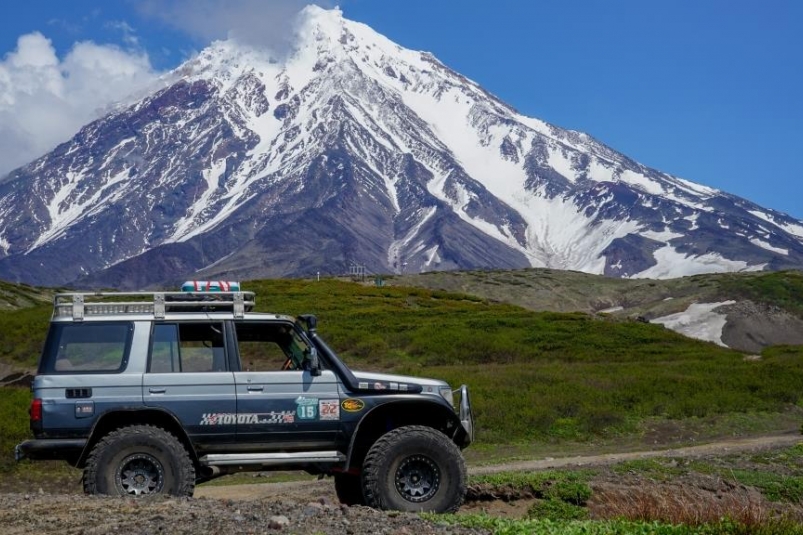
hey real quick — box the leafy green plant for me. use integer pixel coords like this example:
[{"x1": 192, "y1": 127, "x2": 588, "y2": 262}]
[
  {"x1": 428, "y1": 514, "x2": 803, "y2": 535},
  {"x1": 613, "y1": 459, "x2": 688, "y2": 480},
  {"x1": 469, "y1": 470, "x2": 594, "y2": 492},
  {"x1": 0, "y1": 387, "x2": 31, "y2": 471},
  {"x1": 728, "y1": 469, "x2": 803, "y2": 503},
  {"x1": 527, "y1": 498, "x2": 588, "y2": 521},
  {"x1": 544, "y1": 480, "x2": 592, "y2": 505}
]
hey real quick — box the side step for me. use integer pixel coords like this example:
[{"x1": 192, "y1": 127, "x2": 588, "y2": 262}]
[{"x1": 199, "y1": 451, "x2": 346, "y2": 467}]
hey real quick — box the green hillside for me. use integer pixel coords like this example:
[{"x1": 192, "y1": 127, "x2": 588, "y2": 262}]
[{"x1": 387, "y1": 268, "x2": 803, "y2": 319}]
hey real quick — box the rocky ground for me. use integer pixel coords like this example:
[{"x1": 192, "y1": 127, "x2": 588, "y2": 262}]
[
  {"x1": 2, "y1": 433, "x2": 801, "y2": 534},
  {"x1": 0, "y1": 493, "x2": 488, "y2": 535}
]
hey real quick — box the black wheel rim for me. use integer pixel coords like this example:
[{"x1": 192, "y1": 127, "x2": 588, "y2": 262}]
[
  {"x1": 116, "y1": 453, "x2": 165, "y2": 496},
  {"x1": 394, "y1": 454, "x2": 440, "y2": 503}
]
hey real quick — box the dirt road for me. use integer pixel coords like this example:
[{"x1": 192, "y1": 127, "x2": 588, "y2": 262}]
[
  {"x1": 2, "y1": 432, "x2": 800, "y2": 534},
  {"x1": 195, "y1": 431, "x2": 803, "y2": 501}
]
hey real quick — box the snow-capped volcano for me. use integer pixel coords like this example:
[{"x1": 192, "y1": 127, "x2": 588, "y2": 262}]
[{"x1": 0, "y1": 6, "x2": 801, "y2": 289}]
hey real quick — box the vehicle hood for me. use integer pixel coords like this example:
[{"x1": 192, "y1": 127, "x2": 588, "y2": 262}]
[{"x1": 350, "y1": 370, "x2": 449, "y2": 391}]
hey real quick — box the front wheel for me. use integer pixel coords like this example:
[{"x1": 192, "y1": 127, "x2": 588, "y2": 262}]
[
  {"x1": 83, "y1": 425, "x2": 195, "y2": 497},
  {"x1": 362, "y1": 425, "x2": 466, "y2": 513}
]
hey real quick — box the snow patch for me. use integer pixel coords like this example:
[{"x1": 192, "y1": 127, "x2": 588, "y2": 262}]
[
  {"x1": 423, "y1": 245, "x2": 441, "y2": 267},
  {"x1": 388, "y1": 207, "x2": 436, "y2": 272},
  {"x1": 618, "y1": 169, "x2": 664, "y2": 196},
  {"x1": 651, "y1": 301, "x2": 736, "y2": 346},
  {"x1": 640, "y1": 229, "x2": 684, "y2": 242},
  {"x1": 749, "y1": 238, "x2": 788, "y2": 256},
  {"x1": 748, "y1": 209, "x2": 803, "y2": 239},
  {"x1": 632, "y1": 245, "x2": 765, "y2": 279}
]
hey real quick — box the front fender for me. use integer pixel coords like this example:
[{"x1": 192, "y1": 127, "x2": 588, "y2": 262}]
[{"x1": 343, "y1": 398, "x2": 464, "y2": 471}]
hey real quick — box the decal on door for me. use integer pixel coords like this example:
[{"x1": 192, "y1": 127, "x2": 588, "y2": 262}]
[
  {"x1": 341, "y1": 398, "x2": 365, "y2": 412},
  {"x1": 200, "y1": 412, "x2": 295, "y2": 425},
  {"x1": 318, "y1": 399, "x2": 340, "y2": 421},
  {"x1": 295, "y1": 396, "x2": 318, "y2": 420}
]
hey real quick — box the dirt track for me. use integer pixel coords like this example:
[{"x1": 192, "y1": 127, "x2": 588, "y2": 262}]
[
  {"x1": 192, "y1": 431, "x2": 803, "y2": 502},
  {"x1": 2, "y1": 432, "x2": 801, "y2": 534}
]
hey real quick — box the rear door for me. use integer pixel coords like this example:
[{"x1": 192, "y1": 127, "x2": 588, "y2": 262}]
[
  {"x1": 143, "y1": 322, "x2": 236, "y2": 445},
  {"x1": 232, "y1": 321, "x2": 340, "y2": 450}
]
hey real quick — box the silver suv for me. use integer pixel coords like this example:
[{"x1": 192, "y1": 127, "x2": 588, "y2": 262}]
[{"x1": 16, "y1": 287, "x2": 474, "y2": 513}]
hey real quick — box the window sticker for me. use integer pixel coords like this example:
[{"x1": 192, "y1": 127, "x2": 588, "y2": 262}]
[
  {"x1": 319, "y1": 399, "x2": 340, "y2": 420},
  {"x1": 295, "y1": 396, "x2": 318, "y2": 420}
]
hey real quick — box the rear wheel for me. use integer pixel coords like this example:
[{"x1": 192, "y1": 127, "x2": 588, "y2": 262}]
[
  {"x1": 83, "y1": 425, "x2": 195, "y2": 497},
  {"x1": 362, "y1": 425, "x2": 466, "y2": 513},
  {"x1": 334, "y1": 473, "x2": 365, "y2": 506}
]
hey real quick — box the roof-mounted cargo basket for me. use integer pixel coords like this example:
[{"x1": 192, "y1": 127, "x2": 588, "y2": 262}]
[{"x1": 53, "y1": 290, "x2": 256, "y2": 321}]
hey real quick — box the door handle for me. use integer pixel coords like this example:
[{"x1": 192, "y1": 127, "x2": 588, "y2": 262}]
[
  {"x1": 148, "y1": 388, "x2": 167, "y2": 394},
  {"x1": 247, "y1": 385, "x2": 264, "y2": 392}
]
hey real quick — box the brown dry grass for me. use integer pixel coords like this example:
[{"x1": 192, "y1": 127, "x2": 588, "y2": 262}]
[{"x1": 589, "y1": 481, "x2": 803, "y2": 527}]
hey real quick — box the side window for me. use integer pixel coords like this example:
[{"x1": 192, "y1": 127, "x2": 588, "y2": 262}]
[
  {"x1": 234, "y1": 322, "x2": 310, "y2": 372},
  {"x1": 148, "y1": 322, "x2": 226, "y2": 373},
  {"x1": 41, "y1": 322, "x2": 132, "y2": 374}
]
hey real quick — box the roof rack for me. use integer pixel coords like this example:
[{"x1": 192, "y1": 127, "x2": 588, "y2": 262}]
[{"x1": 53, "y1": 291, "x2": 257, "y2": 321}]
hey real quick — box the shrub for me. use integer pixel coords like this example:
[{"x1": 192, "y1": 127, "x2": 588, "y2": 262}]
[{"x1": 527, "y1": 498, "x2": 588, "y2": 521}]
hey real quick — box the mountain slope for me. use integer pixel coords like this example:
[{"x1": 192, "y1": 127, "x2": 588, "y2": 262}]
[
  {"x1": 388, "y1": 268, "x2": 803, "y2": 353},
  {"x1": 0, "y1": 6, "x2": 801, "y2": 288}
]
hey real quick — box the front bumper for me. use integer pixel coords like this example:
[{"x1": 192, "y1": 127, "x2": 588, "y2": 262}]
[
  {"x1": 15, "y1": 438, "x2": 87, "y2": 463},
  {"x1": 456, "y1": 384, "x2": 475, "y2": 447}
]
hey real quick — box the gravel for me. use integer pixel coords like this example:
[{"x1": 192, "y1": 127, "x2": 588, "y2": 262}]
[{"x1": 0, "y1": 493, "x2": 489, "y2": 535}]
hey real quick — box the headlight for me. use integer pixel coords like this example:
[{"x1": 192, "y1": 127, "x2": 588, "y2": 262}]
[{"x1": 439, "y1": 387, "x2": 454, "y2": 408}]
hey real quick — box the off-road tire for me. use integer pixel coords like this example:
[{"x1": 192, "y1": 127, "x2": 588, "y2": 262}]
[
  {"x1": 334, "y1": 473, "x2": 365, "y2": 506},
  {"x1": 362, "y1": 425, "x2": 466, "y2": 513},
  {"x1": 82, "y1": 425, "x2": 195, "y2": 497}
]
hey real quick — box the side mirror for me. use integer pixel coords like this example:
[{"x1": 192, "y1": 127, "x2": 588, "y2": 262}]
[{"x1": 306, "y1": 347, "x2": 321, "y2": 377}]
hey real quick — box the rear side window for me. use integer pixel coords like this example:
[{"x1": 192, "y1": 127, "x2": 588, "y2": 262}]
[
  {"x1": 40, "y1": 322, "x2": 133, "y2": 374},
  {"x1": 148, "y1": 322, "x2": 226, "y2": 373}
]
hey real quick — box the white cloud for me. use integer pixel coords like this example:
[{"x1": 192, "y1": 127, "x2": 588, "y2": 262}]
[
  {"x1": 0, "y1": 32, "x2": 161, "y2": 177},
  {"x1": 137, "y1": 0, "x2": 335, "y2": 53}
]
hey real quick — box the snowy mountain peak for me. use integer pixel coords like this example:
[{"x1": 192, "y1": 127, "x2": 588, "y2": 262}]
[{"x1": 0, "y1": 8, "x2": 801, "y2": 289}]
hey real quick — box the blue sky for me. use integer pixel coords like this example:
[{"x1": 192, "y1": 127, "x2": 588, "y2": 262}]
[{"x1": 1, "y1": 0, "x2": 801, "y2": 218}]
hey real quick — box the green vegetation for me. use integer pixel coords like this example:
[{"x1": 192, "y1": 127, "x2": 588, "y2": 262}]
[
  {"x1": 718, "y1": 271, "x2": 803, "y2": 317},
  {"x1": 0, "y1": 387, "x2": 32, "y2": 472},
  {"x1": 0, "y1": 280, "x2": 54, "y2": 311},
  {"x1": 470, "y1": 469, "x2": 594, "y2": 490},
  {"x1": 430, "y1": 515, "x2": 803, "y2": 535},
  {"x1": 0, "y1": 303, "x2": 51, "y2": 367},
  {"x1": 526, "y1": 499, "x2": 588, "y2": 521},
  {"x1": 728, "y1": 469, "x2": 803, "y2": 503},
  {"x1": 613, "y1": 459, "x2": 687, "y2": 480}
]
